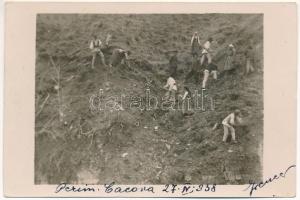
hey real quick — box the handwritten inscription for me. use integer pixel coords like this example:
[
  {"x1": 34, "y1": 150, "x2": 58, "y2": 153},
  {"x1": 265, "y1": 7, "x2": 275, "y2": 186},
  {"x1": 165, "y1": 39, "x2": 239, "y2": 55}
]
[
  {"x1": 244, "y1": 165, "x2": 296, "y2": 196},
  {"x1": 54, "y1": 164, "x2": 296, "y2": 197},
  {"x1": 54, "y1": 182, "x2": 217, "y2": 195},
  {"x1": 55, "y1": 183, "x2": 95, "y2": 193},
  {"x1": 162, "y1": 183, "x2": 216, "y2": 195},
  {"x1": 104, "y1": 182, "x2": 154, "y2": 193}
]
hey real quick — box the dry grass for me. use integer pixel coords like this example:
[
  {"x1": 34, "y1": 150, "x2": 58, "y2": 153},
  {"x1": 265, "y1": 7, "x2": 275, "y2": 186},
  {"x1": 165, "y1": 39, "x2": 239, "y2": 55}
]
[{"x1": 35, "y1": 14, "x2": 263, "y2": 184}]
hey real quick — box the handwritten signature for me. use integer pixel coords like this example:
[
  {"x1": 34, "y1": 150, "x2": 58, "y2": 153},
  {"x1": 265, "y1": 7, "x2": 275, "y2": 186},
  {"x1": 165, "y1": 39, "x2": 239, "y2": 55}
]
[{"x1": 244, "y1": 164, "x2": 296, "y2": 196}]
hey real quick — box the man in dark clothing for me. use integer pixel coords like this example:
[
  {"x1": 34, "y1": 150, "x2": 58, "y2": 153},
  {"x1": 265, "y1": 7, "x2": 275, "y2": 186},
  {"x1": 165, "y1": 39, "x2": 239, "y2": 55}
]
[
  {"x1": 244, "y1": 45, "x2": 255, "y2": 75},
  {"x1": 109, "y1": 48, "x2": 130, "y2": 67},
  {"x1": 224, "y1": 44, "x2": 236, "y2": 71},
  {"x1": 185, "y1": 60, "x2": 200, "y2": 84},
  {"x1": 169, "y1": 51, "x2": 178, "y2": 76},
  {"x1": 189, "y1": 32, "x2": 202, "y2": 81},
  {"x1": 191, "y1": 32, "x2": 201, "y2": 58}
]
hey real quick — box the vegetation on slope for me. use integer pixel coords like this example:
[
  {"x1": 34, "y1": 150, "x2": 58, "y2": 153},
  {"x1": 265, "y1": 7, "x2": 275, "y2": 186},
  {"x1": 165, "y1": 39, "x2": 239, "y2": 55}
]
[{"x1": 35, "y1": 14, "x2": 263, "y2": 184}]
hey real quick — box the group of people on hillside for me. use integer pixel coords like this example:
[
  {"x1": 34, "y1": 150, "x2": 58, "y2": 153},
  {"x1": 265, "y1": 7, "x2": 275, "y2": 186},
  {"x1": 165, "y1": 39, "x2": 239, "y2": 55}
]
[
  {"x1": 89, "y1": 31, "x2": 256, "y2": 145},
  {"x1": 165, "y1": 32, "x2": 257, "y2": 144},
  {"x1": 89, "y1": 34, "x2": 130, "y2": 69}
]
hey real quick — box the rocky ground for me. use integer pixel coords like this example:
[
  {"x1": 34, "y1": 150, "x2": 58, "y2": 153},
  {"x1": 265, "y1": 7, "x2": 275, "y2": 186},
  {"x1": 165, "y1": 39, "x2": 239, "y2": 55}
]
[{"x1": 35, "y1": 14, "x2": 263, "y2": 185}]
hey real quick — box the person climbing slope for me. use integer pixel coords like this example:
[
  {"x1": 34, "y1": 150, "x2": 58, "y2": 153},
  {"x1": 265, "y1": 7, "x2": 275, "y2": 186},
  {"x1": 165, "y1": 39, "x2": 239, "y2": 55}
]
[
  {"x1": 191, "y1": 32, "x2": 201, "y2": 59},
  {"x1": 105, "y1": 33, "x2": 112, "y2": 47},
  {"x1": 182, "y1": 86, "x2": 192, "y2": 100},
  {"x1": 181, "y1": 86, "x2": 194, "y2": 116},
  {"x1": 244, "y1": 45, "x2": 255, "y2": 75},
  {"x1": 185, "y1": 32, "x2": 201, "y2": 84},
  {"x1": 163, "y1": 75, "x2": 177, "y2": 102},
  {"x1": 224, "y1": 44, "x2": 236, "y2": 72},
  {"x1": 89, "y1": 35, "x2": 107, "y2": 69},
  {"x1": 200, "y1": 37, "x2": 214, "y2": 66},
  {"x1": 202, "y1": 62, "x2": 218, "y2": 89},
  {"x1": 222, "y1": 109, "x2": 243, "y2": 144},
  {"x1": 109, "y1": 48, "x2": 130, "y2": 68},
  {"x1": 169, "y1": 50, "x2": 178, "y2": 76}
]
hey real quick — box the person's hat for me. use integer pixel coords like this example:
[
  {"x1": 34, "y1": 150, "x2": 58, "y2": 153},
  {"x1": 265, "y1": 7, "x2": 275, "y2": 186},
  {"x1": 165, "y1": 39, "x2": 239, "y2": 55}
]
[{"x1": 229, "y1": 44, "x2": 234, "y2": 48}]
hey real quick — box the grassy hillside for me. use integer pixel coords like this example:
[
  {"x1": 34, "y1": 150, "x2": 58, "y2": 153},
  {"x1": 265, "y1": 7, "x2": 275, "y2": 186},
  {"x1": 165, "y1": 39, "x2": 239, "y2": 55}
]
[{"x1": 35, "y1": 14, "x2": 263, "y2": 184}]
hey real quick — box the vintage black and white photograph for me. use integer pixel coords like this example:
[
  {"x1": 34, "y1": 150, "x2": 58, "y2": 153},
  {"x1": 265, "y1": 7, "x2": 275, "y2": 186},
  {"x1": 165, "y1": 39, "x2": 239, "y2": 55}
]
[{"x1": 35, "y1": 14, "x2": 263, "y2": 185}]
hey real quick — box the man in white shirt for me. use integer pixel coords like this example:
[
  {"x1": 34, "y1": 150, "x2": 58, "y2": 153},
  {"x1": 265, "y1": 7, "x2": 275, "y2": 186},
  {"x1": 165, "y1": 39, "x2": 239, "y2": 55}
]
[
  {"x1": 163, "y1": 76, "x2": 177, "y2": 101},
  {"x1": 89, "y1": 35, "x2": 106, "y2": 69},
  {"x1": 222, "y1": 109, "x2": 242, "y2": 143},
  {"x1": 200, "y1": 37, "x2": 213, "y2": 66}
]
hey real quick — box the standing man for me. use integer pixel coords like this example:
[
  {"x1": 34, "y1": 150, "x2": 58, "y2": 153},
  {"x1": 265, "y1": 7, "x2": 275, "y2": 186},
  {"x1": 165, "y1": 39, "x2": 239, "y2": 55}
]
[
  {"x1": 187, "y1": 32, "x2": 202, "y2": 83},
  {"x1": 181, "y1": 86, "x2": 194, "y2": 116},
  {"x1": 224, "y1": 44, "x2": 236, "y2": 71},
  {"x1": 222, "y1": 109, "x2": 243, "y2": 144},
  {"x1": 200, "y1": 37, "x2": 214, "y2": 66},
  {"x1": 105, "y1": 33, "x2": 112, "y2": 47},
  {"x1": 202, "y1": 62, "x2": 218, "y2": 89},
  {"x1": 169, "y1": 51, "x2": 178, "y2": 77},
  {"x1": 89, "y1": 35, "x2": 106, "y2": 68},
  {"x1": 182, "y1": 86, "x2": 192, "y2": 100},
  {"x1": 191, "y1": 32, "x2": 201, "y2": 59},
  {"x1": 244, "y1": 45, "x2": 255, "y2": 75}
]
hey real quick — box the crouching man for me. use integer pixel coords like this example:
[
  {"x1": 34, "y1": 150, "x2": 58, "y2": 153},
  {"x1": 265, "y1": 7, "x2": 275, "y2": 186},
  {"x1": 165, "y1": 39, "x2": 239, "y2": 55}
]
[
  {"x1": 109, "y1": 48, "x2": 130, "y2": 68},
  {"x1": 163, "y1": 75, "x2": 177, "y2": 102},
  {"x1": 222, "y1": 109, "x2": 243, "y2": 144}
]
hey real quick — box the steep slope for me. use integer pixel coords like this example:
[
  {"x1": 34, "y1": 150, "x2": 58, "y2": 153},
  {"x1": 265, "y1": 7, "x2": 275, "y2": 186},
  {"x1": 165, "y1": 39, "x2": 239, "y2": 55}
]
[{"x1": 35, "y1": 14, "x2": 263, "y2": 184}]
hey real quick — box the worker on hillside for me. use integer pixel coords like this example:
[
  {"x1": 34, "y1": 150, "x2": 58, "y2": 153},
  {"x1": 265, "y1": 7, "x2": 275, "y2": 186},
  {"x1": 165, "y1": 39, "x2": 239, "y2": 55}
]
[
  {"x1": 163, "y1": 75, "x2": 177, "y2": 102},
  {"x1": 224, "y1": 44, "x2": 236, "y2": 72},
  {"x1": 181, "y1": 86, "x2": 194, "y2": 116},
  {"x1": 105, "y1": 33, "x2": 112, "y2": 47},
  {"x1": 244, "y1": 45, "x2": 255, "y2": 75},
  {"x1": 186, "y1": 32, "x2": 202, "y2": 83},
  {"x1": 169, "y1": 51, "x2": 178, "y2": 76},
  {"x1": 182, "y1": 86, "x2": 192, "y2": 100},
  {"x1": 222, "y1": 109, "x2": 243, "y2": 143},
  {"x1": 191, "y1": 32, "x2": 201, "y2": 59},
  {"x1": 185, "y1": 66, "x2": 200, "y2": 84},
  {"x1": 200, "y1": 37, "x2": 214, "y2": 66},
  {"x1": 109, "y1": 48, "x2": 130, "y2": 68},
  {"x1": 202, "y1": 62, "x2": 218, "y2": 89},
  {"x1": 89, "y1": 35, "x2": 106, "y2": 69}
]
